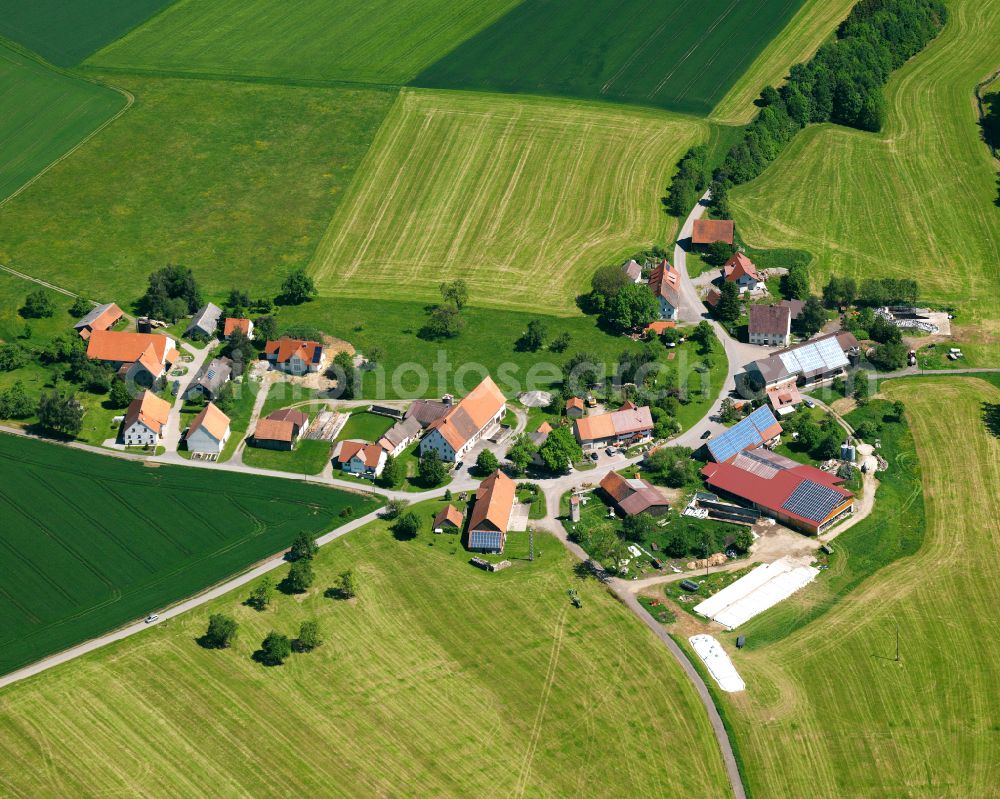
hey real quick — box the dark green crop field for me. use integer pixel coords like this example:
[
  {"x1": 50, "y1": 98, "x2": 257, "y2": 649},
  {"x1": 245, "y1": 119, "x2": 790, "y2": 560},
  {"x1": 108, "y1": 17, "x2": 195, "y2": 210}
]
[
  {"x1": 413, "y1": 0, "x2": 806, "y2": 114},
  {"x1": 0, "y1": 434, "x2": 380, "y2": 675},
  {"x1": 0, "y1": 43, "x2": 125, "y2": 204},
  {"x1": 0, "y1": 0, "x2": 176, "y2": 66}
]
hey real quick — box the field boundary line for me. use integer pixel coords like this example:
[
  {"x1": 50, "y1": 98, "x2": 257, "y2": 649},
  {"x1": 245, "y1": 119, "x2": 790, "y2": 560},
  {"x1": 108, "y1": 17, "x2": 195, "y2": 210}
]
[{"x1": 0, "y1": 37, "x2": 135, "y2": 211}]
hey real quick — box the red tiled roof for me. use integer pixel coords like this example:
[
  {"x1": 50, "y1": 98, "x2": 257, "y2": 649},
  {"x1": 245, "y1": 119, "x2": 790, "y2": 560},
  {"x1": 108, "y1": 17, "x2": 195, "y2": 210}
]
[
  {"x1": 338, "y1": 440, "x2": 383, "y2": 468},
  {"x1": 188, "y1": 402, "x2": 230, "y2": 442},
  {"x1": 575, "y1": 406, "x2": 653, "y2": 442},
  {"x1": 123, "y1": 390, "x2": 171, "y2": 435},
  {"x1": 267, "y1": 407, "x2": 308, "y2": 428},
  {"x1": 433, "y1": 504, "x2": 464, "y2": 529},
  {"x1": 254, "y1": 418, "x2": 295, "y2": 443},
  {"x1": 645, "y1": 320, "x2": 676, "y2": 335},
  {"x1": 566, "y1": 397, "x2": 585, "y2": 410},
  {"x1": 426, "y1": 376, "x2": 506, "y2": 451},
  {"x1": 264, "y1": 337, "x2": 323, "y2": 366},
  {"x1": 224, "y1": 318, "x2": 252, "y2": 337},
  {"x1": 87, "y1": 330, "x2": 170, "y2": 365},
  {"x1": 692, "y1": 218, "x2": 734, "y2": 245},
  {"x1": 701, "y1": 460, "x2": 852, "y2": 528},
  {"x1": 723, "y1": 252, "x2": 762, "y2": 283},
  {"x1": 468, "y1": 470, "x2": 516, "y2": 532},
  {"x1": 599, "y1": 471, "x2": 669, "y2": 516},
  {"x1": 648, "y1": 260, "x2": 681, "y2": 307}
]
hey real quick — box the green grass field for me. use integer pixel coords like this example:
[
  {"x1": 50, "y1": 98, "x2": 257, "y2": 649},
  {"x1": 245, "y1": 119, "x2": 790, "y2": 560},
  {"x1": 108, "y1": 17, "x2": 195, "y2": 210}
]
[
  {"x1": 310, "y1": 89, "x2": 705, "y2": 314},
  {"x1": 276, "y1": 297, "x2": 723, "y2": 407},
  {"x1": 0, "y1": 502, "x2": 731, "y2": 797},
  {"x1": 729, "y1": 0, "x2": 1000, "y2": 323},
  {"x1": 709, "y1": 0, "x2": 855, "y2": 123},
  {"x1": 0, "y1": 434, "x2": 379, "y2": 675},
  {"x1": 712, "y1": 377, "x2": 1000, "y2": 797},
  {"x1": 0, "y1": 43, "x2": 125, "y2": 203},
  {"x1": 413, "y1": 0, "x2": 806, "y2": 115},
  {"x1": 241, "y1": 438, "x2": 332, "y2": 476},
  {"x1": 0, "y1": 76, "x2": 395, "y2": 303},
  {"x1": 88, "y1": 0, "x2": 520, "y2": 84},
  {"x1": 335, "y1": 410, "x2": 394, "y2": 443},
  {"x1": 0, "y1": 0, "x2": 174, "y2": 66}
]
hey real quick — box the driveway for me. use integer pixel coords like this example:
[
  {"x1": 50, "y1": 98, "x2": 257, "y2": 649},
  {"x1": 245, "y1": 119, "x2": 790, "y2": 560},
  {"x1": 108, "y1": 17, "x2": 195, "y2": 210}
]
[{"x1": 161, "y1": 338, "x2": 218, "y2": 455}]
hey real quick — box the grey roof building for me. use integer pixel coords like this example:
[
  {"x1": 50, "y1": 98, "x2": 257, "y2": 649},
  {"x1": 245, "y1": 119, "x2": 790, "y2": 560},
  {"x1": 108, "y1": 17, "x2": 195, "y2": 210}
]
[
  {"x1": 405, "y1": 398, "x2": 451, "y2": 428},
  {"x1": 184, "y1": 356, "x2": 233, "y2": 400},
  {"x1": 185, "y1": 303, "x2": 222, "y2": 338}
]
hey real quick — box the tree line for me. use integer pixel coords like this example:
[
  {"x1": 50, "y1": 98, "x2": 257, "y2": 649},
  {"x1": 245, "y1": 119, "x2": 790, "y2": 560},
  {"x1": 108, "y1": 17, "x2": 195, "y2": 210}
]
[{"x1": 666, "y1": 0, "x2": 947, "y2": 211}]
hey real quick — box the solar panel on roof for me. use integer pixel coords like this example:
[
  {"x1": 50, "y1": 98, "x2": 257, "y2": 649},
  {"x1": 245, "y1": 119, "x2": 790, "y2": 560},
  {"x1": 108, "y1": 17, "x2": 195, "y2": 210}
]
[
  {"x1": 707, "y1": 406, "x2": 779, "y2": 462},
  {"x1": 816, "y1": 337, "x2": 848, "y2": 369},
  {"x1": 469, "y1": 530, "x2": 503, "y2": 551},
  {"x1": 781, "y1": 480, "x2": 846, "y2": 522}
]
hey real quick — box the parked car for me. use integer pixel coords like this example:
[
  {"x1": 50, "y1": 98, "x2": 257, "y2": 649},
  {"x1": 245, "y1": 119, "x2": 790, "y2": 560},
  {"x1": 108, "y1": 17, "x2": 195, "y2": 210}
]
[
  {"x1": 700, "y1": 430, "x2": 712, "y2": 440},
  {"x1": 144, "y1": 614, "x2": 159, "y2": 624},
  {"x1": 803, "y1": 398, "x2": 816, "y2": 409},
  {"x1": 605, "y1": 446, "x2": 618, "y2": 456},
  {"x1": 589, "y1": 452, "x2": 599, "y2": 461}
]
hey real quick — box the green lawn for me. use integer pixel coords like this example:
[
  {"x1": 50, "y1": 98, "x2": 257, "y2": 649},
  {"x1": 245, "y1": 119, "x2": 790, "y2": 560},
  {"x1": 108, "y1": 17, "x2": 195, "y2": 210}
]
[
  {"x1": 335, "y1": 410, "x2": 393, "y2": 443},
  {"x1": 0, "y1": 501, "x2": 731, "y2": 797},
  {"x1": 0, "y1": 43, "x2": 125, "y2": 204},
  {"x1": 714, "y1": 378, "x2": 1000, "y2": 797},
  {"x1": 277, "y1": 296, "x2": 654, "y2": 399},
  {"x1": 0, "y1": 76, "x2": 396, "y2": 303},
  {"x1": 309, "y1": 89, "x2": 705, "y2": 315},
  {"x1": 241, "y1": 438, "x2": 332, "y2": 476},
  {"x1": 729, "y1": 0, "x2": 1000, "y2": 324},
  {"x1": 88, "y1": 0, "x2": 520, "y2": 84},
  {"x1": 0, "y1": 433, "x2": 379, "y2": 675},
  {"x1": 413, "y1": 0, "x2": 807, "y2": 115},
  {"x1": 258, "y1": 382, "x2": 323, "y2": 420},
  {"x1": 0, "y1": 0, "x2": 174, "y2": 66}
]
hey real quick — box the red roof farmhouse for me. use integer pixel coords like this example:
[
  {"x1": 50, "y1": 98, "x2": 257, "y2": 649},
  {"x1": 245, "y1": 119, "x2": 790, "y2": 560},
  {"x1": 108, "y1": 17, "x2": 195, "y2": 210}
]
[
  {"x1": 648, "y1": 259, "x2": 681, "y2": 321},
  {"x1": 121, "y1": 390, "x2": 171, "y2": 447},
  {"x1": 419, "y1": 376, "x2": 506, "y2": 463},
  {"x1": 73, "y1": 302, "x2": 122, "y2": 340},
  {"x1": 264, "y1": 338, "x2": 326, "y2": 374},
  {"x1": 574, "y1": 404, "x2": 653, "y2": 451},
  {"x1": 467, "y1": 470, "x2": 516, "y2": 553},
  {"x1": 723, "y1": 252, "x2": 764, "y2": 292},
  {"x1": 338, "y1": 440, "x2": 386, "y2": 479},
  {"x1": 86, "y1": 330, "x2": 175, "y2": 386}
]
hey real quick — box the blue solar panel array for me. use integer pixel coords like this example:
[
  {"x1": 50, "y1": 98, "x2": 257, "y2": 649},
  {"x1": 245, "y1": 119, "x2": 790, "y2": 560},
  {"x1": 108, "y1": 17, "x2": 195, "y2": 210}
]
[
  {"x1": 781, "y1": 480, "x2": 847, "y2": 522},
  {"x1": 469, "y1": 530, "x2": 504, "y2": 552},
  {"x1": 707, "y1": 406, "x2": 779, "y2": 462}
]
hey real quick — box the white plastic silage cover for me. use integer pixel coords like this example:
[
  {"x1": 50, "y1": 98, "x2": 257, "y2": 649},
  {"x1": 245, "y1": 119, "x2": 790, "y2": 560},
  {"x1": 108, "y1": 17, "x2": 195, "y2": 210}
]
[
  {"x1": 689, "y1": 635, "x2": 745, "y2": 692},
  {"x1": 695, "y1": 556, "x2": 819, "y2": 630}
]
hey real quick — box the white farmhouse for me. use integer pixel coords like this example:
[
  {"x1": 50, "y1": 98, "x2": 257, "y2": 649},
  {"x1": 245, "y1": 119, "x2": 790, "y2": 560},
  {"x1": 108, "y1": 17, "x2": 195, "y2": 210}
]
[{"x1": 419, "y1": 376, "x2": 506, "y2": 463}]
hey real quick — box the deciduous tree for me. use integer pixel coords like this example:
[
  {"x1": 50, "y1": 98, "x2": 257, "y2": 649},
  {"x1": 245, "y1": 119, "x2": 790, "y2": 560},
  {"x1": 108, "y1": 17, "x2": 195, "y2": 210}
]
[
  {"x1": 258, "y1": 631, "x2": 291, "y2": 666},
  {"x1": 204, "y1": 614, "x2": 238, "y2": 648}
]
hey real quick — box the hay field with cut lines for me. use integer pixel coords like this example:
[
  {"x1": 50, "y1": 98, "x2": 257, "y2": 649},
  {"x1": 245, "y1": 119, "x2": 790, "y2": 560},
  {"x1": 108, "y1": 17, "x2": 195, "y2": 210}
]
[
  {"x1": 716, "y1": 377, "x2": 1000, "y2": 797},
  {"x1": 310, "y1": 89, "x2": 706, "y2": 315},
  {"x1": 0, "y1": 507, "x2": 731, "y2": 798},
  {"x1": 729, "y1": 0, "x2": 1000, "y2": 322}
]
